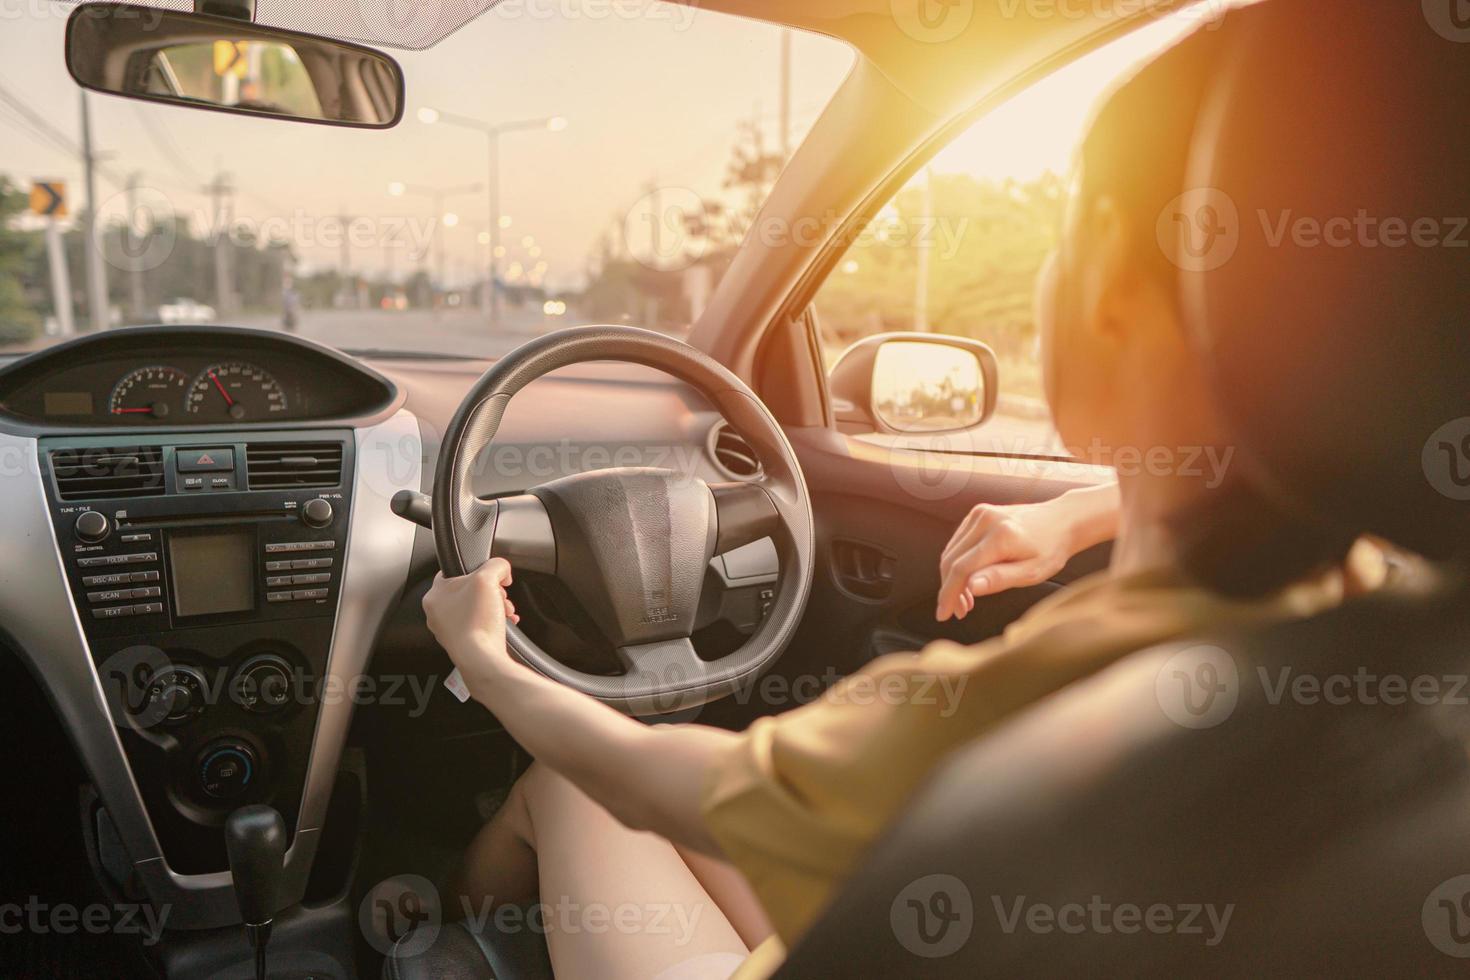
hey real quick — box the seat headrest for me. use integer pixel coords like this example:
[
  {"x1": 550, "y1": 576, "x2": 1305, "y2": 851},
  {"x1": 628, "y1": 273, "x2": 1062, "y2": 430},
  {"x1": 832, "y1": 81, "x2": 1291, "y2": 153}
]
[{"x1": 1178, "y1": 0, "x2": 1470, "y2": 557}]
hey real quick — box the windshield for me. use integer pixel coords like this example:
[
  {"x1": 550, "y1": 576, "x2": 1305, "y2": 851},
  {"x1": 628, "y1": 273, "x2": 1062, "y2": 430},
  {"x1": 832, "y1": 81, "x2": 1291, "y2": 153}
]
[{"x1": 0, "y1": 2, "x2": 853, "y2": 355}]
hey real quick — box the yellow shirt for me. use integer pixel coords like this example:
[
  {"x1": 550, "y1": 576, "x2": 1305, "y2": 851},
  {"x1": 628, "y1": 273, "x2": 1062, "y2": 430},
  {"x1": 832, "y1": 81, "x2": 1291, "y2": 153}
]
[{"x1": 703, "y1": 547, "x2": 1385, "y2": 978}]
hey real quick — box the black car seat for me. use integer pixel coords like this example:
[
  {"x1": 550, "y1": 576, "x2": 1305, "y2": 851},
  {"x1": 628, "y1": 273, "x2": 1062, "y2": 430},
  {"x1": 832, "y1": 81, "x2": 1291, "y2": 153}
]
[
  {"x1": 776, "y1": 577, "x2": 1470, "y2": 977},
  {"x1": 385, "y1": 1, "x2": 1470, "y2": 975}
]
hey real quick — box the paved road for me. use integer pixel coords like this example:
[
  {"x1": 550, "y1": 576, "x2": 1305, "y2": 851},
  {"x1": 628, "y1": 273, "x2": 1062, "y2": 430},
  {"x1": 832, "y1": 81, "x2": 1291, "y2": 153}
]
[{"x1": 232, "y1": 304, "x2": 566, "y2": 358}]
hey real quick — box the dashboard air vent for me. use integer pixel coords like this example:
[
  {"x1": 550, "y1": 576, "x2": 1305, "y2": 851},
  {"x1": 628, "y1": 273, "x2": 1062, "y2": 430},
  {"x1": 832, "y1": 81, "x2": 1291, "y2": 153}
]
[
  {"x1": 707, "y1": 421, "x2": 762, "y2": 480},
  {"x1": 246, "y1": 442, "x2": 344, "y2": 490},
  {"x1": 50, "y1": 446, "x2": 166, "y2": 501}
]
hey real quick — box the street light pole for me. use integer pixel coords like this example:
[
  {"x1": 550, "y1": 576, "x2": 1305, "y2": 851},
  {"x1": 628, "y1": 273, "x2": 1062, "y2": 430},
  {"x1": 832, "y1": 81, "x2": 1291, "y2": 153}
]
[
  {"x1": 387, "y1": 180, "x2": 480, "y2": 310},
  {"x1": 419, "y1": 108, "x2": 566, "y2": 328},
  {"x1": 488, "y1": 127, "x2": 500, "y2": 322}
]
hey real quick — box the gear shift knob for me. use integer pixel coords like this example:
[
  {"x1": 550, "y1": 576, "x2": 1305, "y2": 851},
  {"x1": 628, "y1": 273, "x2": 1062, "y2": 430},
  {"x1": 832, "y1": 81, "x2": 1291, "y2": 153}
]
[{"x1": 225, "y1": 804, "x2": 286, "y2": 928}]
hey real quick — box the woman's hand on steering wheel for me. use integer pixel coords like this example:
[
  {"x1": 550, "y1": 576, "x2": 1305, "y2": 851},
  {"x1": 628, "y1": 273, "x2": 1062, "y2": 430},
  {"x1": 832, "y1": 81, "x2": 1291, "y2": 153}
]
[{"x1": 423, "y1": 558, "x2": 521, "y2": 704}]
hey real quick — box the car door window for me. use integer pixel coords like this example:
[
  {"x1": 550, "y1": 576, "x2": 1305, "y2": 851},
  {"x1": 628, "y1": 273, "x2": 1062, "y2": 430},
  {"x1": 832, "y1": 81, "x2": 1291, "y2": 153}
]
[{"x1": 812, "y1": 13, "x2": 1207, "y2": 459}]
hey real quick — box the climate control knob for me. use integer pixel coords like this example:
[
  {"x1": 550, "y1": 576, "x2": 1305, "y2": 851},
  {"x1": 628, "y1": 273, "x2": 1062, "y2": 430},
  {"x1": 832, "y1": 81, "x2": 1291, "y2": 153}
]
[
  {"x1": 235, "y1": 655, "x2": 294, "y2": 714},
  {"x1": 198, "y1": 741, "x2": 258, "y2": 802},
  {"x1": 142, "y1": 666, "x2": 207, "y2": 725},
  {"x1": 74, "y1": 510, "x2": 110, "y2": 543},
  {"x1": 301, "y1": 498, "x2": 333, "y2": 528}
]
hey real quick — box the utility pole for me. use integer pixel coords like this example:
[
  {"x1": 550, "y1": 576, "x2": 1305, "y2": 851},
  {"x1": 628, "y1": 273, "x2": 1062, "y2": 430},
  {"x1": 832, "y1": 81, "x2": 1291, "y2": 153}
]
[
  {"x1": 203, "y1": 170, "x2": 236, "y2": 316},
  {"x1": 79, "y1": 90, "x2": 109, "y2": 331},
  {"x1": 125, "y1": 173, "x2": 146, "y2": 320},
  {"x1": 336, "y1": 208, "x2": 356, "y2": 309},
  {"x1": 779, "y1": 32, "x2": 792, "y2": 159},
  {"x1": 644, "y1": 178, "x2": 662, "y2": 329}
]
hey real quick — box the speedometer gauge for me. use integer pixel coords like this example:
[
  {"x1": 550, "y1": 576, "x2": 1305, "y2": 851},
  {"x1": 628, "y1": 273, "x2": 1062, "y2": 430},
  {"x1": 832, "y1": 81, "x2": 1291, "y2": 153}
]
[
  {"x1": 185, "y1": 362, "x2": 288, "y2": 421},
  {"x1": 109, "y1": 366, "x2": 188, "y2": 418}
]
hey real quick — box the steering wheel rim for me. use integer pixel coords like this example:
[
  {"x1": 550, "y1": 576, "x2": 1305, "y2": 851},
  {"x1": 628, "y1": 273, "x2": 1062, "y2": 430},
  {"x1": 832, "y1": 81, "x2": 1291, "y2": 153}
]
[{"x1": 432, "y1": 325, "x2": 814, "y2": 715}]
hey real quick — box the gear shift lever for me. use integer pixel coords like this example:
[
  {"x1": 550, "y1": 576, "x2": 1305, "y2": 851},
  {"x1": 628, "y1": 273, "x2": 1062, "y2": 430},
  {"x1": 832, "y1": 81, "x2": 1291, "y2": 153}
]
[{"x1": 225, "y1": 805, "x2": 286, "y2": 980}]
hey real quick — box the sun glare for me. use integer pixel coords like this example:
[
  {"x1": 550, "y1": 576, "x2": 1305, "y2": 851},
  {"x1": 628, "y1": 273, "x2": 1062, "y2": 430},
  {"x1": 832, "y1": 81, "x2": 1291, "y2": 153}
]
[{"x1": 934, "y1": 10, "x2": 1222, "y2": 182}]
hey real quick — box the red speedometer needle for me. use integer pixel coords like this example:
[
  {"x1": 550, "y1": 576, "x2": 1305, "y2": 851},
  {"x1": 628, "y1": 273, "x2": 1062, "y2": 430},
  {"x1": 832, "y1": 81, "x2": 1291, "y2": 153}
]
[
  {"x1": 113, "y1": 408, "x2": 152, "y2": 414},
  {"x1": 209, "y1": 371, "x2": 235, "y2": 406}
]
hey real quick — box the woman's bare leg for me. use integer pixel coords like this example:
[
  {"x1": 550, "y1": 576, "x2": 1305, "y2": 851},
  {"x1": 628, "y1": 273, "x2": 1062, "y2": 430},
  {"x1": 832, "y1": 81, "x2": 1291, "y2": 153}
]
[
  {"x1": 449, "y1": 764, "x2": 751, "y2": 980},
  {"x1": 673, "y1": 845, "x2": 774, "y2": 950}
]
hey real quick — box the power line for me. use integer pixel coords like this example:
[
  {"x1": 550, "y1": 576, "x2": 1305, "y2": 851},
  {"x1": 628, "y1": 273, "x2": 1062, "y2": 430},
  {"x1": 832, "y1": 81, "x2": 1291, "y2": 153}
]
[
  {"x1": 133, "y1": 105, "x2": 206, "y2": 186},
  {"x1": 0, "y1": 76, "x2": 126, "y2": 189},
  {"x1": 0, "y1": 105, "x2": 81, "y2": 159}
]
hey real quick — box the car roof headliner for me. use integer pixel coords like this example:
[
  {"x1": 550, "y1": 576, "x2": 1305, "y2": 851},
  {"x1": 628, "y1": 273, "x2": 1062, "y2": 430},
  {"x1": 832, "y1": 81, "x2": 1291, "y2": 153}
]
[{"x1": 61, "y1": 0, "x2": 1213, "y2": 114}]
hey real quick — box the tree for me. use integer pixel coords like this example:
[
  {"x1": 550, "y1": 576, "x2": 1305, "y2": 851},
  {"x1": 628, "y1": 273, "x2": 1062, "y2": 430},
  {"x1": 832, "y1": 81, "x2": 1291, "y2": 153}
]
[{"x1": 0, "y1": 177, "x2": 43, "y2": 343}]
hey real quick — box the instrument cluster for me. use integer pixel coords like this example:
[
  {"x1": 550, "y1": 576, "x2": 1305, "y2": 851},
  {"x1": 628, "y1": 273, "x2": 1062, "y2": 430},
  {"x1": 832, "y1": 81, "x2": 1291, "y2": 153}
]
[
  {"x1": 108, "y1": 361, "x2": 289, "y2": 422},
  {"x1": 0, "y1": 330, "x2": 397, "y2": 427}
]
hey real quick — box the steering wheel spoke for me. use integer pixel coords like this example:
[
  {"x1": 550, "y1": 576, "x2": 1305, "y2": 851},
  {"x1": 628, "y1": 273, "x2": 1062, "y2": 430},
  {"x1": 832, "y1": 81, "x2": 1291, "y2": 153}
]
[
  {"x1": 616, "y1": 636, "x2": 705, "y2": 687},
  {"x1": 459, "y1": 493, "x2": 556, "y2": 575},
  {"x1": 709, "y1": 481, "x2": 780, "y2": 555}
]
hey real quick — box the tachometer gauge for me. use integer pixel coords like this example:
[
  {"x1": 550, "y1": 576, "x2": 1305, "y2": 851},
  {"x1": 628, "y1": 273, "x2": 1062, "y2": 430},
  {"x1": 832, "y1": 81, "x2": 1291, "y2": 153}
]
[
  {"x1": 185, "y1": 362, "x2": 288, "y2": 421},
  {"x1": 108, "y1": 366, "x2": 188, "y2": 419}
]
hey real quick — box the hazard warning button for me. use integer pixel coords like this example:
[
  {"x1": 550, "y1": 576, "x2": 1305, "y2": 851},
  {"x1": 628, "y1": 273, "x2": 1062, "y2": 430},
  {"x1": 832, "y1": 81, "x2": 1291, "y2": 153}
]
[{"x1": 176, "y1": 448, "x2": 235, "y2": 473}]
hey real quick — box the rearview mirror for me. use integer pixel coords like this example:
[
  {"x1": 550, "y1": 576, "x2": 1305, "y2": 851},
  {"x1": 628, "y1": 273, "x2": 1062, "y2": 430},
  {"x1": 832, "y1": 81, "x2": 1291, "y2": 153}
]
[
  {"x1": 829, "y1": 333, "x2": 999, "y2": 434},
  {"x1": 65, "y1": 3, "x2": 404, "y2": 129}
]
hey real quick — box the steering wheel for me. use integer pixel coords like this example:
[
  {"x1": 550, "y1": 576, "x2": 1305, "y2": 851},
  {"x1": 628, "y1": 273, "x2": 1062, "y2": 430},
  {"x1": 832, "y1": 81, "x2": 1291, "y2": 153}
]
[{"x1": 432, "y1": 325, "x2": 814, "y2": 714}]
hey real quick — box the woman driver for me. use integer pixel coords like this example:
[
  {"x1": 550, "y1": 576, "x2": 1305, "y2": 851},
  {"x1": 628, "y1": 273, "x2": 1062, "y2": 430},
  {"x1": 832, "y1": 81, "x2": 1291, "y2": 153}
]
[{"x1": 421, "y1": 8, "x2": 1386, "y2": 978}]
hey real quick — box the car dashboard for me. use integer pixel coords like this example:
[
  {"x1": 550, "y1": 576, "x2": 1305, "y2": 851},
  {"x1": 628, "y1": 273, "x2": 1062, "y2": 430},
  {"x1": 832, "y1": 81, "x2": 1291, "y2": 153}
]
[{"x1": 0, "y1": 324, "x2": 774, "y2": 932}]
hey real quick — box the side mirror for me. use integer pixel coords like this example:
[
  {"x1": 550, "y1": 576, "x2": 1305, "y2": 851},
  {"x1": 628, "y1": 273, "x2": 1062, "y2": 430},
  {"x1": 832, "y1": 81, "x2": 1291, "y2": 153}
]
[
  {"x1": 829, "y1": 333, "x2": 999, "y2": 434},
  {"x1": 65, "y1": 2, "x2": 404, "y2": 129}
]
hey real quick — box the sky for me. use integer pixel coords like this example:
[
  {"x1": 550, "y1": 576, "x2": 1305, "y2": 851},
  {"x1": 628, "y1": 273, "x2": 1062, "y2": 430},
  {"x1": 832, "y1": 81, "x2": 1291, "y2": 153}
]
[{"x1": 1, "y1": 1, "x2": 1205, "y2": 290}]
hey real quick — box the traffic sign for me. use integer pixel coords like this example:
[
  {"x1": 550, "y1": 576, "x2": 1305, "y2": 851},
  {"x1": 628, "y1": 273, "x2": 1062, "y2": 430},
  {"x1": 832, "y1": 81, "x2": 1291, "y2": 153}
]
[
  {"x1": 213, "y1": 41, "x2": 249, "y2": 79},
  {"x1": 30, "y1": 181, "x2": 67, "y2": 218}
]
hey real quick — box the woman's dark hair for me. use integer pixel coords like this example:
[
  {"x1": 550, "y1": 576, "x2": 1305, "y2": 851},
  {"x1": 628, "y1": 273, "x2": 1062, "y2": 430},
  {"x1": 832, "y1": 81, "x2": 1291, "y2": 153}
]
[{"x1": 1075, "y1": 12, "x2": 1358, "y2": 598}]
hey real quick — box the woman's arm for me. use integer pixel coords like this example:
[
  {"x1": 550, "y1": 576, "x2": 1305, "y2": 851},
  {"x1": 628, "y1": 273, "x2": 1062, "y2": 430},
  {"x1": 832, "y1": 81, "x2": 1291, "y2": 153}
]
[
  {"x1": 936, "y1": 482, "x2": 1120, "y2": 621},
  {"x1": 423, "y1": 560, "x2": 733, "y2": 855}
]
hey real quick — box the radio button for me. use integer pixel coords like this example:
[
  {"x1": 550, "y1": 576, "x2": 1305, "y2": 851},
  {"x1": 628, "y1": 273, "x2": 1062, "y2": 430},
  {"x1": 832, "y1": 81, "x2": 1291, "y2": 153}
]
[
  {"x1": 92, "y1": 605, "x2": 134, "y2": 619},
  {"x1": 75, "y1": 511, "x2": 110, "y2": 544},
  {"x1": 120, "y1": 532, "x2": 153, "y2": 544},
  {"x1": 292, "y1": 573, "x2": 330, "y2": 585},
  {"x1": 265, "y1": 560, "x2": 293, "y2": 571},
  {"x1": 133, "y1": 586, "x2": 161, "y2": 599},
  {"x1": 266, "y1": 591, "x2": 294, "y2": 603},
  {"x1": 77, "y1": 552, "x2": 157, "y2": 568},
  {"x1": 131, "y1": 570, "x2": 160, "y2": 583},
  {"x1": 266, "y1": 575, "x2": 292, "y2": 587},
  {"x1": 83, "y1": 572, "x2": 129, "y2": 587},
  {"x1": 301, "y1": 498, "x2": 334, "y2": 528},
  {"x1": 292, "y1": 557, "x2": 333, "y2": 570},
  {"x1": 265, "y1": 541, "x2": 336, "y2": 554},
  {"x1": 88, "y1": 589, "x2": 130, "y2": 603},
  {"x1": 293, "y1": 588, "x2": 328, "y2": 601},
  {"x1": 132, "y1": 602, "x2": 164, "y2": 615}
]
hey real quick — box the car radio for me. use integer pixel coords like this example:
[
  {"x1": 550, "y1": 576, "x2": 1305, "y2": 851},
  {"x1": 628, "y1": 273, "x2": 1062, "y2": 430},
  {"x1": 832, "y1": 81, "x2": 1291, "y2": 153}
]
[
  {"x1": 39, "y1": 429, "x2": 356, "y2": 875},
  {"x1": 45, "y1": 433, "x2": 353, "y2": 642}
]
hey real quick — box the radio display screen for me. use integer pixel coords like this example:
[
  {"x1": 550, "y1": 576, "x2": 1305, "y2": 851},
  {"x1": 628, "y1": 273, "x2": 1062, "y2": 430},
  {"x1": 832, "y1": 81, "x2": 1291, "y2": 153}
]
[{"x1": 168, "y1": 529, "x2": 255, "y2": 617}]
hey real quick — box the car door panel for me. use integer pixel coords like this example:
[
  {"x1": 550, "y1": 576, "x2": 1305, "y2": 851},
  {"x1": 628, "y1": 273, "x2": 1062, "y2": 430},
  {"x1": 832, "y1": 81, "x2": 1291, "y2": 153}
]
[{"x1": 757, "y1": 426, "x2": 1110, "y2": 704}]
